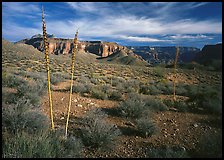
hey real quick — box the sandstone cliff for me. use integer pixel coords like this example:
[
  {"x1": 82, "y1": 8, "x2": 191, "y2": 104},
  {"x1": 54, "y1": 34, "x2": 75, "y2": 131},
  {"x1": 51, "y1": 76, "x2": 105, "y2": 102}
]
[{"x1": 16, "y1": 35, "x2": 126, "y2": 58}]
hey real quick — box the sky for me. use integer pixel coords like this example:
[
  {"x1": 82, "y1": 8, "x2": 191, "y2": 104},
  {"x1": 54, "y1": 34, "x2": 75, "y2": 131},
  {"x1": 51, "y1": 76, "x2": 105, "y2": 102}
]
[{"x1": 2, "y1": 2, "x2": 222, "y2": 48}]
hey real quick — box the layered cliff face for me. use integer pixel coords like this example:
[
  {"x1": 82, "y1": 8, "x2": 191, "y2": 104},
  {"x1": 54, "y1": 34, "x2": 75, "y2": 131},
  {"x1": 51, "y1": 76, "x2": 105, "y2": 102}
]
[
  {"x1": 127, "y1": 46, "x2": 200, "y2": 64},
  {"x1": 16, "y1": 36, "x2": 126, "y2": 58}
]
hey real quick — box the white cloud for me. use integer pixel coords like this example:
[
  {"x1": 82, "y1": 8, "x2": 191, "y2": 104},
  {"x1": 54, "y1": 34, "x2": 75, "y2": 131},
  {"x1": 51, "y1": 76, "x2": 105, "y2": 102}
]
[
  {"x1": 119, "y1": 35, "x2": 171, "y2": 42},
  {"x1": 67, "y1": 2, "x2": 99, "y2": 12},
  {"x1": 169, "y1": 34, "x2": 213, "y2": 40},
  {"x1": 33, "y1": 15, "x2": 221, "y2": 42},
  {"x1": 2, "y1": 2, "x2": 40, "y2": 14},
  {"x1": 2, "y1": 22, "x2": 41, "y2": 42}
]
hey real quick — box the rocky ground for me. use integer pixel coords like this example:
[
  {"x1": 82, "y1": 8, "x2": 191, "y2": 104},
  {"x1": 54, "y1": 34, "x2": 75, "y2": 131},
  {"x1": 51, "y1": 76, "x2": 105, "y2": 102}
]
[{"x1": 40, "y1": 79, "x2": 222, "y2": 158}]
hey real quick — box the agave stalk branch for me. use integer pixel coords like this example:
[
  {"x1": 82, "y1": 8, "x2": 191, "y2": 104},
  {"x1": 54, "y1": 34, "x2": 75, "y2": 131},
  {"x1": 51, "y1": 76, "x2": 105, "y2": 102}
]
[
  {"x1": 173, "y1": 46, "x2": 179, "y2": 101},
  {"x1": 65, "y1": 30, "x2": 79, "y2": 138},
  {"x1": 42, "y1": 6, "x2": 54, "y2": 129}
]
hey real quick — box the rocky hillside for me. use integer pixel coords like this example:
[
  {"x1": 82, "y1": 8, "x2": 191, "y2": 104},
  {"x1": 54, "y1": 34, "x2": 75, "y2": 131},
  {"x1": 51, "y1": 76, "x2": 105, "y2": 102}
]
[
  {"x1": 194, "y1": 43, "x2": 222, "y2": 71},
  {"x1": 98, "y1": 47, "x2": 148, "y2": 66},
  {"x1": 194, "y1": 43, "x2": 222, "y2": 63},
  {"x1": 127, "y1": 46, "x2": 200, "y2": 64}
]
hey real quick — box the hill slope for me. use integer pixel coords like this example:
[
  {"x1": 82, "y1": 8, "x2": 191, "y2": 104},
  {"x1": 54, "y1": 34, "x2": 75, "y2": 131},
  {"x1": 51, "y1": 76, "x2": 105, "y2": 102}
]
[{"x1": 97, "y1": 48, "x2": 148, "y2": 66}]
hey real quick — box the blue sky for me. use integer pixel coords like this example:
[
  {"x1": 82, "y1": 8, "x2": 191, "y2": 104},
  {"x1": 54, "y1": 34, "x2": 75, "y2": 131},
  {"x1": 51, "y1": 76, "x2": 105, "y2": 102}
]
[{"x1": 2, "y1": 2, "x2": 222, "y2": 48}]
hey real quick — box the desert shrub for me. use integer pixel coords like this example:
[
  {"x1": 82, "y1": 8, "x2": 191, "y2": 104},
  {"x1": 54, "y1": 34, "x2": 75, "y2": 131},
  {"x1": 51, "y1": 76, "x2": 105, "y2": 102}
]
[
  {"x1": 163, "y1": 99, "x2": 189, "y2": 112},
  {"x1": 115, "y1": 83, "x2": 125, "y2": 93},
  {"x1": 20, "y1": 71, "x2": 46, "y2": 81},
  {"x1": 2, "y1": 73, "x2": 27, "y2": 88},
  {"x1": 72, "y1": 82, "x2": 93, "y2": 95},
  {"x1": 2, "y1": 92, "x2": 21, "y2": 104},
  {"x1": 78, "y1": 74, "x2": 91, "y2": 84},
  {"x1": 139, "y1": 84, "x2": 163, "y2": 95},
  {"x1": 81, "y1": 109, "x2": 121, "y2": 150},
  {"x1": 156, "y1": 82, "x2": 173, "y2": 95},
  {"x1": 108, "y1": 90, "x2": 123, "y2": 101},
  {"x1": 3, "y1": 76, "x2": 46, "y2": 106},
  {"x1": 143, "y1": 96, "x2": 168, "y2": 111},
  {"x1": 2, "y1": 130, "x2": 83, "y2": 158},
  {"x1": 111, "y1": 76, "x2": 125, "y2": 87},
  {"x1": 193, "y1": 132, "x2": 222, "y2": 158},
  {"x1": 178, "y1": 62, "x2": 204, "y2": 70},
  {"x1": 50, "y1": 72, "x2": 67, "y2": 85},
  {"x1": 187, "y1": 84, "x2": 222, "y2": 114},
  {"x1": 175, "y1": 83, "x2": 188, "y2": 96},
  {"x1": 100, "y1": 84, "x2": 112, "y2": 94},
  {"x1": 117, "y1": 94, "x2": 147, "y2": 119},
  {"x1": 124, "y1": 79, "x2": 140, "y2": 93},
  {"x1": 153, "y1": 66, "x2": 165, "y2": 78},
  {"x1": 135, "y1": 117, "x2": 157, "y2": 137},
  {"x1": 90, "y1": 77, "x2": 99, "y2": 85},
  {"x1": 147, "y1": 145, "x2": 189, "y2": 158},
  {"x1": 2, "y1": 98, "x2": 49, "y2": 134},
  {"x1": 91, "y1": 88, "x2": 108, "y2": 100},
  {"x1": 16, "y1": 80, "x2": 47, "y2": 106}
]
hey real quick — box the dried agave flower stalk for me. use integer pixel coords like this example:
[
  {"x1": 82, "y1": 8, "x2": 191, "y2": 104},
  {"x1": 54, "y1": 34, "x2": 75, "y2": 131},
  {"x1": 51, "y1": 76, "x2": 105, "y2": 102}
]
[
  {"x1": 65, "y1": 30, "x2": 79, "y2": 138},
  {"x1": 42, "y1": 6, "x2": 54, "y2": 129},
  {"x1": 173, "y1": 46, "x2": 179, "y2": 101}
]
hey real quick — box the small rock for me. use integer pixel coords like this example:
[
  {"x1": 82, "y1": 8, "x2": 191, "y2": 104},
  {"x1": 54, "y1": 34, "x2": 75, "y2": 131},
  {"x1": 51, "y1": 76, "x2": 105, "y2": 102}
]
[
  {"x1": 61, "y1": 97, "x2": 65, "y2": 101},
  {"x1": 60, "y1": 117, "x2": 65, "y2": 120},
  {"x1": 124, "y1": 121, "x2": 135, "y2": 127},
  {"x1": 193, "y1": 123, "x2": 198, "y2": 127},
  {"x1": 77, "y1": 104, "x2": 82, "y2": 107},
  {"x1": 73, "y1": 99, "x2": 78, "y2": 103}
]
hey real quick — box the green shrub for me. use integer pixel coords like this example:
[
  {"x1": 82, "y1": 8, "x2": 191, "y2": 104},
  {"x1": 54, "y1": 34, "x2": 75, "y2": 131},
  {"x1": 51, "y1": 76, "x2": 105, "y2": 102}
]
[
  {"x1": 2, "y1": 98, "x2": 49, "y2": 134},
  {"x1": 72, "y1": 82, "x2": 93, "y2": 95},
  {"x1": 124, "y1": 79, "x2": 140, "y2": 93},
  {"x1": 108, "y1": 90, "x2": 123, "y2": 101},
  {"x1": 187, "y1": 84, "x2": 222, "y2": 114},
  {"x1": 194, "y1": 132, "x2": 222, "y2": 158},
  {"x1": 2, "y1": 73, "x2": 27, "y2": 88},
  {"x1": 153, "y1": 66, "x2": 165, "y2": 78},
  {"x1": 90, "y1": 77, "x2": 99, "y2": 85},
  {"x1": 50, "y1": 72, "x2": 67, "y2": 85},
  {"x1": 117, "y1": 96, "x2": 146, "y2": 119},
  {"x1": 163, "y1": 99, "x2": 189, "y2": 112},
  {"x1": 139, "y1": 84, "x2": 163, "y2": 95},
  {"x1": 100, "y1": 84, "x2": 112, "y2": 94},
  {"x1": 16, "y1": 80, "x2": 47, "y2": 106},
  {"x1": 143, "y1": 97, "x2": 168, "y2": 111},
  {"x1": 135, "y1": 117, "x2": 157, "y2": 137},
  {"x1": 78, "y1": 74, "x2": 91, "y2": 84},
  {"x1": 81, "y1": 109, "x2": 121, "y2": 150},
  {"x1": 2, "y1": 130, "x2": 83, "y2": 158},
  {"x1": 111, "y1": 76, "x2": 125, "y2": 87},
  {"x1": 175, "y1": 84, "x2": 188, "y2": 96},
  {"x1": 156, "y1": 82, "x2": 173, "y2": 95},
  {"x1": 147, "y1": 145, "x2": 189, "y2": 158},
  {"x1": 91, "y1": 88, "x2": 108, "y2": 100}
]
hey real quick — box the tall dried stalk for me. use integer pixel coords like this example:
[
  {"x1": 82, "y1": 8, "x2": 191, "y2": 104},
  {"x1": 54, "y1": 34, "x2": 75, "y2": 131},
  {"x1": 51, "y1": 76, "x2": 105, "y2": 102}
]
[
  {"x1": 42, "y1": 6, "x2": 54, "y2": 129},
  {"x1": 65, "y1": 30, "x2": 79, "y2": 138},
  {"x1": 173, "y1": 46, "x2": 179, "y2": 101}
]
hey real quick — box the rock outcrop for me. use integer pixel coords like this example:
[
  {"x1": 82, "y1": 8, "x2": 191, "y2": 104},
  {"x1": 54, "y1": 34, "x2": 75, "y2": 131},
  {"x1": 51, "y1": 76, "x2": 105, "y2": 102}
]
[{"x1": 16, "y1": 35, "x2": 126, "y2": 57}]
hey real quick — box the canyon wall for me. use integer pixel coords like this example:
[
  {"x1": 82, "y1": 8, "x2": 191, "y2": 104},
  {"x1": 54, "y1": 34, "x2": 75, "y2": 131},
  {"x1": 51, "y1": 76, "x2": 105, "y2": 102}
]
[{"x1": 17, "y1": 37, "x2": 126, "y2": 57}]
